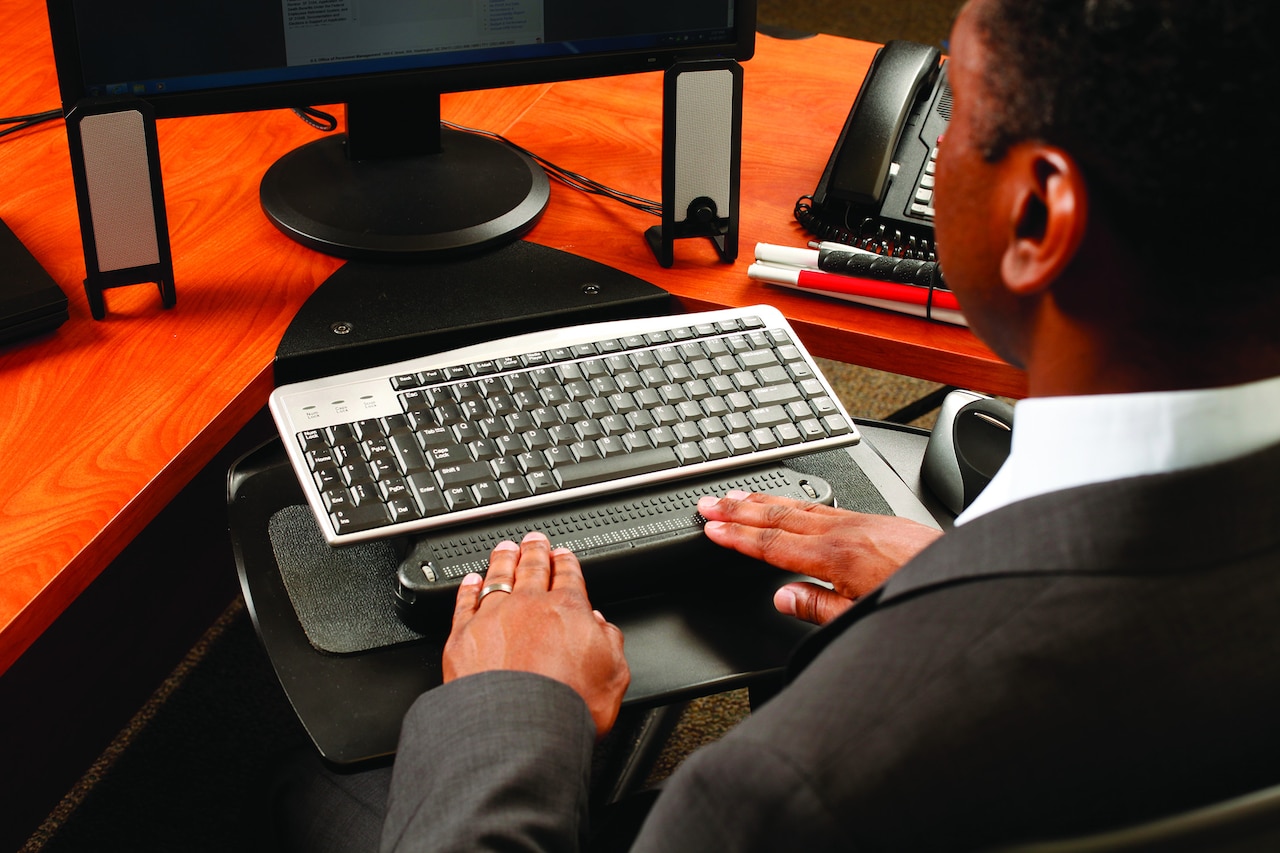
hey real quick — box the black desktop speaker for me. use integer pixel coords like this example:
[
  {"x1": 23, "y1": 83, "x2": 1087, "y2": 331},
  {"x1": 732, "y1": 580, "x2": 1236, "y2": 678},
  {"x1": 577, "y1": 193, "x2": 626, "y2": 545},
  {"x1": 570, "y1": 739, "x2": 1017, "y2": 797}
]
[
  {"x1": 645, "y1": 59, "x2": 743, "y2": 268},
  {"x1": 64, "y1": 97, "x2": 176, "y2": 320}
]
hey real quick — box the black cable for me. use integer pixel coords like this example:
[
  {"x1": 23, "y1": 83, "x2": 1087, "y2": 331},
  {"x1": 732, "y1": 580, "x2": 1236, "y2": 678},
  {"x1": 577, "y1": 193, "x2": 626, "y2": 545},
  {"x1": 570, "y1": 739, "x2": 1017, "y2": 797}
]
[
  {"x1": 0, "y1": 108, "x2": 63, "y2": 141},
  {"x1": 290, "y1": 106, "x2": 338, "y2": 132},
  {"x1": 441, "y1": 119, "x2": 663, "y2": 216},
  {"x1": 285, "y1": 107, "x2": 662, "y2": 217}
]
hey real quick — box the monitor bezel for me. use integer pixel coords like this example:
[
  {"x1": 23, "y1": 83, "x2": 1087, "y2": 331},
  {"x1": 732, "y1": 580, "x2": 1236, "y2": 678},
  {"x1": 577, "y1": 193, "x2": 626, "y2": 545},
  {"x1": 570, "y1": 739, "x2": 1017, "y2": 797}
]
[{"x1": 44, "y1": 0, "x2": 758, "y2": 119}]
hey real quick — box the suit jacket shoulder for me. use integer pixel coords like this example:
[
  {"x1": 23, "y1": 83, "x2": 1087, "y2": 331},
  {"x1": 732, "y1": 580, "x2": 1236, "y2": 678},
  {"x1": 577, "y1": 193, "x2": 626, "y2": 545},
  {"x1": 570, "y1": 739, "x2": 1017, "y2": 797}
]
[{"x1": 640, "y1": 441, "x2": 1280, "y2": 851}]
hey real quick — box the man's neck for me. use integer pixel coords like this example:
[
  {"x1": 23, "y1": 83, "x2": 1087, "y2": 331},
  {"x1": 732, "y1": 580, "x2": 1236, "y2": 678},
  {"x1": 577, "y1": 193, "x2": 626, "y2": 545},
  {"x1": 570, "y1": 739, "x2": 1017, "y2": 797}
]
[
  {"x1": 1022, "y1": 311, "x2": 1280, "y2": 399},
  {"x1": 1018, "y1": 268, "x2": 1280, "y2": 399}
]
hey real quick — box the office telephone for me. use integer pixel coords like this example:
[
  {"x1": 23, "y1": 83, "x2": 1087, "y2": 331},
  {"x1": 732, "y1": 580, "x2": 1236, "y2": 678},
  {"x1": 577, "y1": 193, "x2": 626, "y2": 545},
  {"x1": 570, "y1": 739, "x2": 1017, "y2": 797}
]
[{"x1": 796, "y1": 40, "x2": 950, "y2": 261}]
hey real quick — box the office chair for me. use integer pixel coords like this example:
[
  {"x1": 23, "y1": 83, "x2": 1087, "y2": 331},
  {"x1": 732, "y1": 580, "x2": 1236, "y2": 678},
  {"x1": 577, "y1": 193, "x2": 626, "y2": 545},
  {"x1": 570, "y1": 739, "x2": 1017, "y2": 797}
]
[{"x1": 998, "y1": 780, "x2": 1280, "y2": 852}]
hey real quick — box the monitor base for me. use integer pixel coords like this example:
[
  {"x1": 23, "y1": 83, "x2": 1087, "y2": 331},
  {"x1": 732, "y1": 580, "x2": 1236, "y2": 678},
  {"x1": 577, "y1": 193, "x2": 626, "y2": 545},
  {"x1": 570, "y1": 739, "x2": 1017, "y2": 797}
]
[{"x1": 260, "y1": 127, "x2": 549, "y2": 261}]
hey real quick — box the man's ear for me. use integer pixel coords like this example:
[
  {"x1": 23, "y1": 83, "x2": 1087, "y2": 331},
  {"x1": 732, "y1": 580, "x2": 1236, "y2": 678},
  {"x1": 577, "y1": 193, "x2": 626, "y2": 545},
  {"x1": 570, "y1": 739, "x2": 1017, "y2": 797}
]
[{"x1": 998, "y1": 144, "x2": 1088, "y2": 296}]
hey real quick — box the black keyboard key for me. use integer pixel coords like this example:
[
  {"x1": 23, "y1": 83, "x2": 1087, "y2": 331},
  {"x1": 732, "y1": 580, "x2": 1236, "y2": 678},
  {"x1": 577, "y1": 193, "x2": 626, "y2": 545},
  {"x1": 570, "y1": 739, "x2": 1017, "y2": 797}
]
[
  {"x1": 751, "y1": 384, "x2": 803, "y2": 407},
  {"x1": 738, "y1": 349, "x2": 780, "y2": 370},
  {"x1": 354, "y1": 419, "x2": 386, "y2": 440},
  {"x1": 472, "y1": 481, "x2": 505, "y2": 506},
  {"x1": 326, "y1": 423, "x2": 358, "y2": 444},
  {"x1": 554, "y1": 446, "x2": 680, "y2": 489},
  {"x1": 756, "y1": 365, "x2": 792, "y2": 386},
  {"x1": 305, "y1": 446, "x2": 338, "y2": 470},
  {"x1": 299, "y1": 429, "x2": 328, "y2": 453},
  {"x1": 675, "y1": 442, "x2": 704, "y2": 464},
  {"x1": 340, "y1": 459, "x2": 373, "y2": 486},
  {"x1": 598, "y1": 436, "x2": 627, "y2": 457},
  {"x1": 797, "y1": 419, "x2": 826, "y2": 441},
  {"x1": 331, "y1": 444, "x2": 361, "y2": 466},
  {"x1": 748, "y1": 405, "x2": 791, "y2": 429},
  {"x1": 444, "y1": 486, "x2": 477, "y2": 511},
  {"x1": 349, "y1": 481, "x2": 381, "y2": 506},
  {"x1": 822, "y1": 415, "x2": 854, "y2": 436},
  {"x1": 388, "y1": 497, "x2": 422, "y2": 522},
  {"x1": 776, "y1": 423, "x2": 803, "y2": 446},
  {"x1": 749, "y1": 428, "x2": 780, "y2": 450},
  {"x1": 546, "y1": 445, "x2": 576, "y2": 467},
  {"x1": 426, "y1": 444, "x2": 471, "y2": 468},
  {"x1": 702, "y1": 437, "x2": 731, "y2": 459},
  {"x1": 649, "y1": 426, "x2": 678, "y2": 447},
  {"x1": 499, "y1": 475, "x2": 534, "y2": 500},
  {"x1": 312, "y1": 466, "x2": 342, "y2": 491},
  {"x1": 321, "y1": 486, "x2": 351, "y2": 512},
  {"x1": 526, "y1": 470, "x2": 559, "y2": 494},
  {"x1": 406, "y1": 473, "x2": 448, "y2": 516},
  {"x1": 810, "y1": 396, "x2": 839, "y2": 416},
  {"x1": 330, "y1": 502, "x2": 389, "y2": 534},
  {"x1": 436, "y1": 461, "x2": 492, "y2": 488}
]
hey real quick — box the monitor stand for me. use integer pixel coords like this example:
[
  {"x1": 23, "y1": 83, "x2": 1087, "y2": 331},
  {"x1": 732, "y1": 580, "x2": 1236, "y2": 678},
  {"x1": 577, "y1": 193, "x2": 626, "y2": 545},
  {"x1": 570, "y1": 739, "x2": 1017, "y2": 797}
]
[{"x1": 260, "y1": 95, "x2": 549, "y2": 261}]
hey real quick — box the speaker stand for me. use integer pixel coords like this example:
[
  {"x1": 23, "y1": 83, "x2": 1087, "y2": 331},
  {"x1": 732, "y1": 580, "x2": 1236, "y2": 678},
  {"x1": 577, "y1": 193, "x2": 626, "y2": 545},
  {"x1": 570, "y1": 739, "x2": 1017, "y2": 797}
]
[
  {"x1": 65, "y1": 97, "x2": 176, "y2": 320},
  {"x1": 645, "y1": 59, "x2": 743, "y2": 268}
]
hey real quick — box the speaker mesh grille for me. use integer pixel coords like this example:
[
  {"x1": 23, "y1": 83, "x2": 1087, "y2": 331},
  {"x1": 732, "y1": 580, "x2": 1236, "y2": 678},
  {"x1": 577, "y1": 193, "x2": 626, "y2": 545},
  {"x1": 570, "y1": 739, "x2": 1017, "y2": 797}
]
[
  {"x1": 80, "y1": 110, "x2": 161, "y2": 272},
  {"x1": 673, "y1": 69, "x2": 733, "y2": 220}
]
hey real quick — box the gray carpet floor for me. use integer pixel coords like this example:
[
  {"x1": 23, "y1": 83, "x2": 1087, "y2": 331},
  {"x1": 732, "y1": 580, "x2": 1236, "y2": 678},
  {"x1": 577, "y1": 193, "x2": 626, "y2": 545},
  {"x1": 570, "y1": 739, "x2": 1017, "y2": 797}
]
[{"x1": 23, "y1": 2, "x2": 965, "y2": 849}]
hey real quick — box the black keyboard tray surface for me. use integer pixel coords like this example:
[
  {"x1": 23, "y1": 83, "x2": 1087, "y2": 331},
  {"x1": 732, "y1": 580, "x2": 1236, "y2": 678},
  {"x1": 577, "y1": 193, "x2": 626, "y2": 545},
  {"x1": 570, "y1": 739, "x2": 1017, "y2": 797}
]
[{"x1": 229, "y1": 430, "x2": 939, "y2": 764}]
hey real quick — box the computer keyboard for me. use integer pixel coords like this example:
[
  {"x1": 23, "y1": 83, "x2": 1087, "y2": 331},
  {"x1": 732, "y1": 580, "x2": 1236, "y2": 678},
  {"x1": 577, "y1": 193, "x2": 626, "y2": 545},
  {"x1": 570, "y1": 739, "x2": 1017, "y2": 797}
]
[{"x1": 269, "y1": 304, "x2": 861, "y2": 547}]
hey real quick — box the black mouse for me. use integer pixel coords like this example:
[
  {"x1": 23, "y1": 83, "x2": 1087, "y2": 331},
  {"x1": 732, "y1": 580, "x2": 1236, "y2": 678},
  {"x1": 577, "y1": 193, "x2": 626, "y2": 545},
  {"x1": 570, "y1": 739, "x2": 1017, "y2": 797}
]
[{"x1": 921, "y1": 390, "x2": 1015, "y2": 515}]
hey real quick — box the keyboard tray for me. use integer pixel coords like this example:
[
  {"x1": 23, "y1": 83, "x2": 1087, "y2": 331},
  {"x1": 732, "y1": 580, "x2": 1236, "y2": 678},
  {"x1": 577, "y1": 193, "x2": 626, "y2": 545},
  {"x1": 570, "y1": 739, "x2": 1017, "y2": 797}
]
[{"x1": 258, "y1": 445, "x2": 895, "y2": 655}]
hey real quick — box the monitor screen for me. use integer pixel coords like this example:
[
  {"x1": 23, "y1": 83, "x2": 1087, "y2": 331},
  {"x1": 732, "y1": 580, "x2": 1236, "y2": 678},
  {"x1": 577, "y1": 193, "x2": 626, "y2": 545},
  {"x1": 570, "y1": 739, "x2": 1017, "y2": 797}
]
[{"x1": 46, "y1": 0, "x2": 756, "y2": 259}]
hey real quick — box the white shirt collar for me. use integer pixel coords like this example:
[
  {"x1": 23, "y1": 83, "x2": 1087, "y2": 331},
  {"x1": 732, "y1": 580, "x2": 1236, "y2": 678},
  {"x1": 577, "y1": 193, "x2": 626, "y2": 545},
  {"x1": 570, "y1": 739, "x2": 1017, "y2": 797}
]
[{"x1": 956, "y1": 374, "x2": 1280, "y2": 524}]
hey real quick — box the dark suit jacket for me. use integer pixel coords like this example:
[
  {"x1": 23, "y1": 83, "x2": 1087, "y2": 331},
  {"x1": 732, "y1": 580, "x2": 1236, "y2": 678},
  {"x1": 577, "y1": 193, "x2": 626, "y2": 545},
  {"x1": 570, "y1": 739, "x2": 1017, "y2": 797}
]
[{"x1": 382, "y1": 441, "x2": 1280, "y2": 852}]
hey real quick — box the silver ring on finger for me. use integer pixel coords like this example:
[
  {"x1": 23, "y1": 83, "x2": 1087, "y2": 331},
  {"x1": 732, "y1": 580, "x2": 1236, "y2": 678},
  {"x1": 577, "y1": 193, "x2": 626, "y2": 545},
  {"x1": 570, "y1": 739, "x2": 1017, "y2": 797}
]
[{"x1": 478, "y1": 582, "x2": 514, "y2": 604}]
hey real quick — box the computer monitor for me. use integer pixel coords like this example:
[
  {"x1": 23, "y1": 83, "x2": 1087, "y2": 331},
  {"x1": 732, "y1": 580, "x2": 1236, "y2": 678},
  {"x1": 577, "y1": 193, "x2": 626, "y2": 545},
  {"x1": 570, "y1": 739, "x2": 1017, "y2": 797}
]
[{"x1": 44, "y1": 0, "x2": 756, "y2": 259}]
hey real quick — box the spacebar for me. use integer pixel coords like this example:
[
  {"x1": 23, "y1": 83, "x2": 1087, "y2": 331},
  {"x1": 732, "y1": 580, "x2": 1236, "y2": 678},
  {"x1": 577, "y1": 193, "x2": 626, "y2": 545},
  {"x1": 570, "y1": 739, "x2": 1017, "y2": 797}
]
[{"x1": 555, "y1": 447, "x2": 681, "y2": 490}]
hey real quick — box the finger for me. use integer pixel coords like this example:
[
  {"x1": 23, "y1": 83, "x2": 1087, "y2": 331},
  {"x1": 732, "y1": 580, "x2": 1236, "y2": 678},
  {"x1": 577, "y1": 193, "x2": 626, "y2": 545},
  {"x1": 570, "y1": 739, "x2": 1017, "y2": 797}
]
[
  {"x1": 548, "y1": 546, "x2": 586, "y2": 593},
  {"x1": 591, "y1": 608, "x2": 627, "y2": 656},
  {"x1": 697, "y1": 492, "x2": 847, "y2": 532},
  {"x1": 479, "y1": 539, "x2": 520, "y2": 603},
  {"x1": 700, "y1": 513, "x2": 811, "y2": 570},
  {"x1": 451, "y1": 571, "x2": 485, "y2": 630},
  {"x1": 773, "y1": 582, "x2": 855, "y2": 626},
  {"x1": 600, "y1": 617, "x2": 626, "y2": 657},
  {"x1": 512, "y1": 531, "x2": 553, "y2": 591}
]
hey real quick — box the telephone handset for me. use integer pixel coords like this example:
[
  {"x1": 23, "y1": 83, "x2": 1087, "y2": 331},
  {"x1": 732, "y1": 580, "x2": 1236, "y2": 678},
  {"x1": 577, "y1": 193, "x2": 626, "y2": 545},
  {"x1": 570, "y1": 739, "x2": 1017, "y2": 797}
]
[{"x1": 797, "y1": 40, "x2": 950, "y2": 261}]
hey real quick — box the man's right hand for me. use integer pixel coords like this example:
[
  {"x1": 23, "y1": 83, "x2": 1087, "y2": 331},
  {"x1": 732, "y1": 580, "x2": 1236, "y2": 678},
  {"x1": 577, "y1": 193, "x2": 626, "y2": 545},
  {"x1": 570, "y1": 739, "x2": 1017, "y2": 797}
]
[{"x1": 696, "y1": 491, "x2": 943, "y2": 625}]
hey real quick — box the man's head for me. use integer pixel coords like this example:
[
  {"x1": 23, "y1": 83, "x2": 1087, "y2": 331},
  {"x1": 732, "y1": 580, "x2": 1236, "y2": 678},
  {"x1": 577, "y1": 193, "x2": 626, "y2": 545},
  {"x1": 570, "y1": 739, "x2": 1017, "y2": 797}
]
[
  {"x1": 969, "y1": 0, "x2": 1272, "y2": 278},
  {"x1": 935, "y1": 0, "x2": 1279, "y2": 392}
]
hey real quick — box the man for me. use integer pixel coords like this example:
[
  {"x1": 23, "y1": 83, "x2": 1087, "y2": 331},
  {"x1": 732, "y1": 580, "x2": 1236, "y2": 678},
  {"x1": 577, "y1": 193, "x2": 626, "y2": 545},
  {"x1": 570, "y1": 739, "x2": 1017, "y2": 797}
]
[{"x1": 291, "y1": 0, "x2": 1280, "y2": 849}]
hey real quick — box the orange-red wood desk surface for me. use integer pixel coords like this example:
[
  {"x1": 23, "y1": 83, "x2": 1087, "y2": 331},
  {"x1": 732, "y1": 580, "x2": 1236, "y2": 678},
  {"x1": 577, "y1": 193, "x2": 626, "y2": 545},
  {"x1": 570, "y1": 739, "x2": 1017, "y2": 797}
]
[{"x1": 0, "y1": 3, "x2": 1024, "y2": 675}]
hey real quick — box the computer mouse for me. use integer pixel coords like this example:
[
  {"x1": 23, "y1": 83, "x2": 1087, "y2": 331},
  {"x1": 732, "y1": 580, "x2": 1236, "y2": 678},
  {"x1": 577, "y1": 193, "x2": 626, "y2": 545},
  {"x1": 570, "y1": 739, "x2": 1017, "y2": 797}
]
[{"x1": 921, "y1": 390, "x2": 1014, "y2": 515}]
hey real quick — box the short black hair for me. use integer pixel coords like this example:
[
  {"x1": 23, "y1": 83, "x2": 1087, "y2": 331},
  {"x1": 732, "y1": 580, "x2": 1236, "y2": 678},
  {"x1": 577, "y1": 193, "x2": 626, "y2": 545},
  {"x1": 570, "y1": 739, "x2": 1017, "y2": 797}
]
[{"x1": 971, "y1": 0, "x2": 1275, "y2": 284}]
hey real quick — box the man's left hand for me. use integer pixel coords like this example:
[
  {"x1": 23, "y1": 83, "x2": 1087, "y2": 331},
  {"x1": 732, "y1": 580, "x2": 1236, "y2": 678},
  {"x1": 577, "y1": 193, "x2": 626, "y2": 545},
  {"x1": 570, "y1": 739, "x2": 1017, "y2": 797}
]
[{"x1": 443, "y1": 532, "x2": 631, "y2": 737}]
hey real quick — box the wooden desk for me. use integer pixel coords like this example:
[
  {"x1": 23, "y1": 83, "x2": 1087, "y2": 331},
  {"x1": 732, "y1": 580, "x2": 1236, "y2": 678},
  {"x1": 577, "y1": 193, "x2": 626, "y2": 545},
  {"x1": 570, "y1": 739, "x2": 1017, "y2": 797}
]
[{"x1": 0, "y1": 3, "x2": 1023, "y2": 677}]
